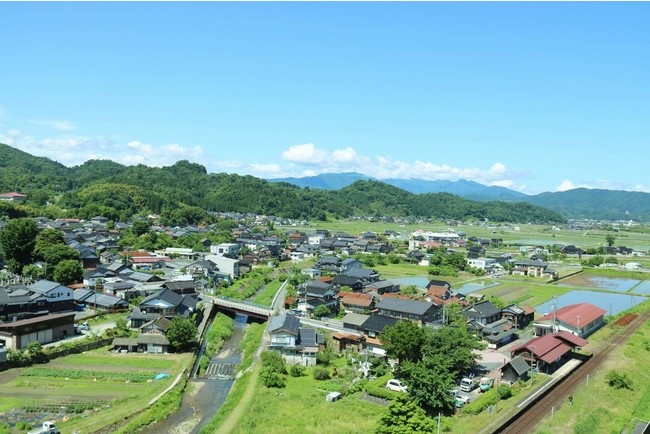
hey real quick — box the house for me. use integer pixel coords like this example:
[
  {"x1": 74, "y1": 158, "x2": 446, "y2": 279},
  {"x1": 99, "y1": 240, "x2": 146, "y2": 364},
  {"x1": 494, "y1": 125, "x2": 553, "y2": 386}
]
[
  {"x1": 162, "y1": 280, "x2": 197, "y2": 295},
  {"x1": 205, "y1": 254, "x2": 241, "y2": 280},
  {"x1": 376, "y1": 298, "x2": 439, "y2": 324},
  {"x1": 315, "y1": 256, "x2": 342, "y2": 272},
  {"x1": 139, "y1": 316, "x2": 171, "y2": 334},
  {"x1": 299, "y1": 280, "x2": 338, "y2": 312},
  {"x1": 512, "y1": 260, "x2": 557, "y2": 279},
  {"x1": 0, "y1": 312, "x2": 76, "y2": 349},
  {"x1": 364, "y1": 280, "x2": 400, "y2": 295},
  {"x1": 130, "y1": 288, "x2": 198, "y2": 328},
  {"x1": 511, "y1": 332, "x2": 588, "y2": 373},
  {"x1": 0, "y1": 284, "x2": 49, "y2": 320},
  {"x1": 111, "y1": 333, "x2": 171, "y2": 354},
  {"x1": 533, "y1": 303, "x2": 606, "y2": 338},
  {"x1": 210, "y1": 243, "x2": 240, "y2": 257},
  {"x1": 339, "y1": 292, "x2": 374, "y2": 313},
  {"x1": 500, "y1": 355, "x2": 531, "y2": 383},
  {"x1": 341, "y1": 312, "x2": 370, "y2": 332},
  {"x1": 462, "y1": 300, "x2": 501, "y2": 326},
  {"x1": 467, "y1": 257, "x2": 497, "y2": 271},
  {"x1": 331, "y1": 275, "x2": 365, "y2": 292},
  {"x1": 74, "y1": 288, "x2": 129, "y2": 311},
  {"x1": 501, "y1": 304, "x2": 535, "y2": 329},
  {"x1": 268, "y1": 313, "x2": 323, "y2": 366},
  {"x1": 28, "y1": 280, "x2": 74, "y2": 312},
  {"x1": 0, "y1": 192, "x2": 27, "y2": 202},
  {"x1": 481, "y1": 318, "x2": 518, "y2": 349},
  {"x1": 345, "y1": 267, "x2": 380, "y2": 282}
]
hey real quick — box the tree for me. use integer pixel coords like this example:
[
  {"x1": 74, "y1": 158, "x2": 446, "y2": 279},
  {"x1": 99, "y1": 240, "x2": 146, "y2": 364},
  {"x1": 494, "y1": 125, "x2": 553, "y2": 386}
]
[
  {"x1": 380, "y1": 320, "x2": 427, "y2": 364},
  {"x1": 423, "y1": 326, "x2": 484, "y2": 376},
  {"x1": 401, "y1": 359, "x2": 456, "y2": 414},
  {"x1": 166, "y1": 317, "x2": 198, "y2": 352},
  {"x1": 131, "y1": 219, "x2": 150, "y2": 237},
  {"x1": 43, "y1": 245, "x2": 81, "y2": 279},
  {"x1": 375, "y1": 393, "x2": 436, "y2": 434},
  {"x1": 53, "y1": 259, "x2": 83, "y2": 285},
  {"x1": 313, "y1": 305, "x2": 331, "y2": 319},
  {"x1": 606, "y1": 234, "x2": 616, "y2": 247},
  {"x1": 22, "y1": 264, "x2": 45, "y2": 280},
  {"x1": 0, "y1": 218, "x2": 38, "y2": 273},
  {"x1": 33, "y1": 228, "x2": 65, "y2": 261}
]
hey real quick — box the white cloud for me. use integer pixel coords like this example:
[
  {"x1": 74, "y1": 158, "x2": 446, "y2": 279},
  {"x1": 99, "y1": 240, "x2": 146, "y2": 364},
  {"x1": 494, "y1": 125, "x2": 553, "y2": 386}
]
[
  {"x1": 29, "y1": 119, "x2": 76, "y2": 131},
  {"x1": 633, "y1": 184, "x2": 650, "y2": 193},
  {"x1": 331, "y1": 147, "x2": 358, "y2": 162},
  {"x1": 555, "y1": 179, "x2": 593, "y2": 192},
  {"x1": 212, "y1": 160, "x2": 243, "y2": 169},
  {"x1": 281, "y1": 143, "x2": 329, "y2": 165}
]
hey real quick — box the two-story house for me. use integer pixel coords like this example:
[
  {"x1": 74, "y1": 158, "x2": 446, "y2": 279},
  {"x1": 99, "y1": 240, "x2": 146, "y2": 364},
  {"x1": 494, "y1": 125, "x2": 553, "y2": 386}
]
[
  {"x1": 375, "y1": 298, "x2": 439, "y2": 324},
  {"x1": 268, "y1": 313, "x2": 323, "y2": 366}
]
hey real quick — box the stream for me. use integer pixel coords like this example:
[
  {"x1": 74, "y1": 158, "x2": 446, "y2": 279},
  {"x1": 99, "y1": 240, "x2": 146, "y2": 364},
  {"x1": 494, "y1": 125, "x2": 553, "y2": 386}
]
[{"x1": 149, "y1": 315, "x2": 247, "y2": 434}]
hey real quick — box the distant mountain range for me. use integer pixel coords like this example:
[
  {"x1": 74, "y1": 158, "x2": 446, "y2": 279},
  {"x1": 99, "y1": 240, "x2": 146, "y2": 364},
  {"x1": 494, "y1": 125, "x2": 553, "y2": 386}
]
[
  {"x1": 270, "y1": 173, "x2": 529, "y2": 201},
  {"x1": 269, "y1": 172, "x2": 650, "y2": 221}
]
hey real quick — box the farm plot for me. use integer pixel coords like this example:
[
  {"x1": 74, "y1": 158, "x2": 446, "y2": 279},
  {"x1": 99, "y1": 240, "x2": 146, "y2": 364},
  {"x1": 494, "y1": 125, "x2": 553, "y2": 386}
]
[
  {"x1": 476, "y1": 283, "x2": 571, "y2": 308},
  {"x1": 0, "y1": 348, "x2": 191, "y2": 434}
]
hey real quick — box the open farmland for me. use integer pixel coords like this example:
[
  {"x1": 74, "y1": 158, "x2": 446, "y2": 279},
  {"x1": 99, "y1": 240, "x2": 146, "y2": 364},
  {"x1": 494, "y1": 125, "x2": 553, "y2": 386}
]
[{"x1": 0, "y1": 348, "x2": 192, "y2": 433}]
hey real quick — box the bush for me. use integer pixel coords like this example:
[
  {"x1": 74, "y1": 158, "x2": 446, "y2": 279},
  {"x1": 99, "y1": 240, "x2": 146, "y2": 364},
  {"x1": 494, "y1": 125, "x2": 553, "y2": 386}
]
[
  {"x1": 289, "y1": 365, "x2": 305, "y2": 377},
  {"x1": 463, "y1": 384, "x2": 513, "y2": 415},
  {"x1": 606, "y1": 370, "x2": 633, "y2": 390},
  {"x1": 313, "y1": 366, "x2": 331, "y2": 380},
  {"x1": 261, "y1": 350, "x2": 287, "y2": 374},
  {"x1": 260, "y1": 367, "x2": 286, "y2": 388},
  {"x1": 15, "y1": 421, "x2": 32, "y2": 431}
]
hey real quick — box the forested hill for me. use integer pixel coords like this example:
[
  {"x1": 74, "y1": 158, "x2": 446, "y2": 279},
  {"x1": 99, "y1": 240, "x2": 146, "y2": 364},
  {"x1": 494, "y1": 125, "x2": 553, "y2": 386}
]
[
  {"x1": 0, "y1": 143, "x2": 565, "y2": 224},
  {"x1": 526, "y1": 188, "x2": 650, "y2": 221}
]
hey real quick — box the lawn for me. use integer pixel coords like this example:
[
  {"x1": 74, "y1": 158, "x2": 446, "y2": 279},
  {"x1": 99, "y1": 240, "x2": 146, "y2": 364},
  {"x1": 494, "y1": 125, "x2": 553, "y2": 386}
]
[
  {"x1": 253, "y1": 279, "x2": 283, "y2": 306},
  {"x1": 533, "y1": 300, "x2": 650, "y2": 434},
  {"x1": 231, "y1": 357, "x2": 387, "y2": 434},
  {"x1": 0, "y1": 348, "x2": 192, "y2": 434}
]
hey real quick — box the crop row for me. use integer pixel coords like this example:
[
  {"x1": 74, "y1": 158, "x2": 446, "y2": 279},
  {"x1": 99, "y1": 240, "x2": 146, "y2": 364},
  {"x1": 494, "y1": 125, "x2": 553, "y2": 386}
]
[{"x1": 21, "y1": 367, "x2": 160, "y2": 383}]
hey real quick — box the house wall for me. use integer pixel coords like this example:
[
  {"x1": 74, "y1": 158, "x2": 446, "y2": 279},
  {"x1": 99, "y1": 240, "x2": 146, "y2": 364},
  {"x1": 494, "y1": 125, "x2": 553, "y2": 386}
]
[{"x1": 270, "y1": 331, "x2": 297, "y2": 347}]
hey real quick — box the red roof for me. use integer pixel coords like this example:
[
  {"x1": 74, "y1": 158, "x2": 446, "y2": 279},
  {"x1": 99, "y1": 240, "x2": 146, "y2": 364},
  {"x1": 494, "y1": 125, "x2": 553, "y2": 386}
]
[
  {"x1": 538, "y1": 303, "x2": 606, "y2": 328},
  {"x1": 427, "y1": 286, "x2": 449, "y2": 298},
  {"x1": 0, "y1": 192, "x2": 27, "y2": 197},
  {"x1": 340, "y1": 293, "x2": 373, "y2": 307},
  {"x1": 0, "y1": 312, "x2": 76, "y2": 329},
  {"x1": 511, "y1": 332, "x2": 588, "y2": 364},
  {"x1": 381, "y1": 293, "x2": 414, "y2": 300}
]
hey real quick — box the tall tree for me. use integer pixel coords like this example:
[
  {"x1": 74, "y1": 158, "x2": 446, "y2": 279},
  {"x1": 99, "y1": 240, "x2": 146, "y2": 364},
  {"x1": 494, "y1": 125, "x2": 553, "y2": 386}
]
[
  {"x1": 401, "y1": 358, "x2": 456, "y2": 414},
  {"x1": 606, "y1": 234, "x2": 616, "y2": 247},
  {"x1": 52, "y1": 259, "x2": 83, "y2": 285},
  {"x1": 166, "y1": 317, "x2": 198, "y2": 352},
  {"x1": 0, "y1": 218, "x2": 38, "y2": 273},
  {"x1": 33, "y1": 228, "x2": 65, "y2": 260},
  {"x1": 43, "y1": 245, "x2": 81, "y2": 278},
  {"x1": 375, "y1": 393, "x2": 436, "y2": 434},
  {"x1": 380, "y1": 320, "x2": 427, "y2": 364}
]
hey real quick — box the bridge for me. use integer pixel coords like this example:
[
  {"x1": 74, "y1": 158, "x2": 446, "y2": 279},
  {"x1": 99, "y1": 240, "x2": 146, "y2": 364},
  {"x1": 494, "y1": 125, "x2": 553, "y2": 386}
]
[{"x1": 210, "y1": 296, "x2": 272, "y2": 320}]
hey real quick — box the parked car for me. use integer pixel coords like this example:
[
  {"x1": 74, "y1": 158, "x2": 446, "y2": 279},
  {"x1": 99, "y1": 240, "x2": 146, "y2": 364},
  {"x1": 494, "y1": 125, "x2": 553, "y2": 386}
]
[
  {"x1": 459, "y1": 376, "x2": 479, "y2": 392},
  {"x1": 28, "y1": 421, "x2": 59, "y2": 434},
  {"x1": 479, "y1": 377, "x2": 494, "y2": 392},
  {"x1": 454, "y1": 395, "x2": 471, "y2": 408},
  {"x1": 385, "y1": 379, "x2": 408, "y2": 392}
]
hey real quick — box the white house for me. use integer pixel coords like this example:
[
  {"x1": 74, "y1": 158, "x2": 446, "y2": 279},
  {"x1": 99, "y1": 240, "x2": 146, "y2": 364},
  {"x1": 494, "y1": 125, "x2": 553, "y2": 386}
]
[
  {"x1": 467, "y1": 257, "x2": 497, "y2": 271},
  {"x1": 206, "y1": 254, "x2": 240, "y2": 280},
  {"x1": 210, "y1": 243, "x2": 240, "y2": 257},
  {"x1": 268, "y1": 313, "x2": 322, "y2": 366}
]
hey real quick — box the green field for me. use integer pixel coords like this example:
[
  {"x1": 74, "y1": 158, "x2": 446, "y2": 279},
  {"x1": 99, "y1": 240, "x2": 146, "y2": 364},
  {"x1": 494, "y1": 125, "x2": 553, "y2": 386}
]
[
  {"x1": 0, "y1": 348, "x2": 192, "y2": 433},
  {"x1": 231, "y1": 358, "x2": 387, "y2": 434}
]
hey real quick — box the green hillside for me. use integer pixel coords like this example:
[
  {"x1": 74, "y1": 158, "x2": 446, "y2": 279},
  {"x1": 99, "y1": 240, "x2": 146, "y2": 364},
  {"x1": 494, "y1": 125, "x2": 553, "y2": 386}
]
[{"x1": 0, "y1": 143, "x2": 566, "y2": 224}]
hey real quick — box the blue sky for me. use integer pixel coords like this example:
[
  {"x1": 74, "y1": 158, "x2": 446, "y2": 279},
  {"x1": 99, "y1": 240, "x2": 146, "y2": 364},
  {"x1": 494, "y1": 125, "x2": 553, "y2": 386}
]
[{"x1": 1, "y1": 2, "x2": 648, "y2": 195}]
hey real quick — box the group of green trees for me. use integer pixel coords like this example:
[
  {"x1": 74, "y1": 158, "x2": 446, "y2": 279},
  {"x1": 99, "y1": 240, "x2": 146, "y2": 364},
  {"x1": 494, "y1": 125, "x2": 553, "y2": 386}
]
[
  {"x1": 0, "y1": 219, "x2": 83, "y2": 284},
  {"x1": 380, "y1": 320, "x2": 484, "y2": 415},
  {"x1": 1, "y1": 142, "x2": 567, "y2": 224}
]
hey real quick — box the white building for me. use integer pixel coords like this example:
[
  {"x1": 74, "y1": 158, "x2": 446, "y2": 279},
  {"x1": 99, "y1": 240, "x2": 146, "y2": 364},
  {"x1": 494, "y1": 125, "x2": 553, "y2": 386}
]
[
  {"x1": 206, "y1": 254, "x2": 240, "y2": 280},
  {"x1": 210, "y1": 243, "x2": 240, "y2": 257},
  {"x1": 467, "y1": 257, "x2": 497, "y2": 271}
]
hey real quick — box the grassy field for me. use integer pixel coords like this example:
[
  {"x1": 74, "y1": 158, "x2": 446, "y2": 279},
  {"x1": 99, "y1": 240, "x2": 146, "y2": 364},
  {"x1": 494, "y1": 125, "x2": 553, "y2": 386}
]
[
  {"x1": 253, "y1": 280, "x2": 283, "y2": 306},
  {"x1": 533, "y1": 300, "x2": 650, "y2": 434},
  {"x1": 0, "y1": 348, "x2": 192, "y2": 433},
  {"x1": 231, "y1": 357, "x2": 387, "y2": 434}
]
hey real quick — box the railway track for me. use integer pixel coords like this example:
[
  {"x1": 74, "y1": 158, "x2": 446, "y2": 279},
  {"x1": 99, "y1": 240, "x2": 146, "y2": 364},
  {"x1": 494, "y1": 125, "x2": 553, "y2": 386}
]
[{"x1": 495, "y1": 308, "x2": 650, "y2": 434}]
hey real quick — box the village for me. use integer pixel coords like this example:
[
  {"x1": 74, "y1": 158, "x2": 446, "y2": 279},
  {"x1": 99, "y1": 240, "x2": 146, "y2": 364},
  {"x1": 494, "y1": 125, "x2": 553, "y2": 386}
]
[{"x1": 0, "y1": 208, "x2": 649, "y2": 433}]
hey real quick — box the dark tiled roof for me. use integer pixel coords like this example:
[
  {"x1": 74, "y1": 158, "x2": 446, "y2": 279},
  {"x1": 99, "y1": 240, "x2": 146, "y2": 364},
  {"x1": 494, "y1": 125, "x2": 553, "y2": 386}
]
[
  {"x1": 361, "y1": 314, "x2": 399, "y2": 333},
  {"x1": 376, "y1": 298, "x2": 436, "y2": 315}
]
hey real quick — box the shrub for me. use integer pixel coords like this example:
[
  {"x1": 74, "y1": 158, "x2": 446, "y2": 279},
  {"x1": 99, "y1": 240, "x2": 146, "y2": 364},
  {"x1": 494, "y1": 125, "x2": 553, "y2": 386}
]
[
  {"x1": 260, "y1": 367, "x2": 286, "y2": 388},
  {"x1": 261, "y1": 350, "x2": 287, "y2": 374},
  {"x1": 15, "y1": 421, "x2": 32, "y2": 431},
  {"x1": 463, "y1": 385, "x2": 513, "y2": 415},
  {"x1": 606, "y1": 370, "x2": 633, "y2": 390},
  {"x1": 289, "y1": 365, "x2": 305, "y2": 377},
  {"x1": 313, "y1": 366, "x2": 331, "y2": 380}
]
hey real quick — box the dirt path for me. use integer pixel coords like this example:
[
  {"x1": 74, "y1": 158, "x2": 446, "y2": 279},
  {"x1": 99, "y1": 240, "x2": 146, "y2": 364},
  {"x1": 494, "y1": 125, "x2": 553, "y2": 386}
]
[{"x1": 216, "y1": 364, "x2": 261, "y2": 434}]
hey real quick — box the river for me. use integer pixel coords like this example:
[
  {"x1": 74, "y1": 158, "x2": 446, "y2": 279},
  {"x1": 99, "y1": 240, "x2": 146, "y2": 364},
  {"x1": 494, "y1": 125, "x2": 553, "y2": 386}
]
[{"x1": 149, "y1": 316, "x2": 247, "y2": 434}]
